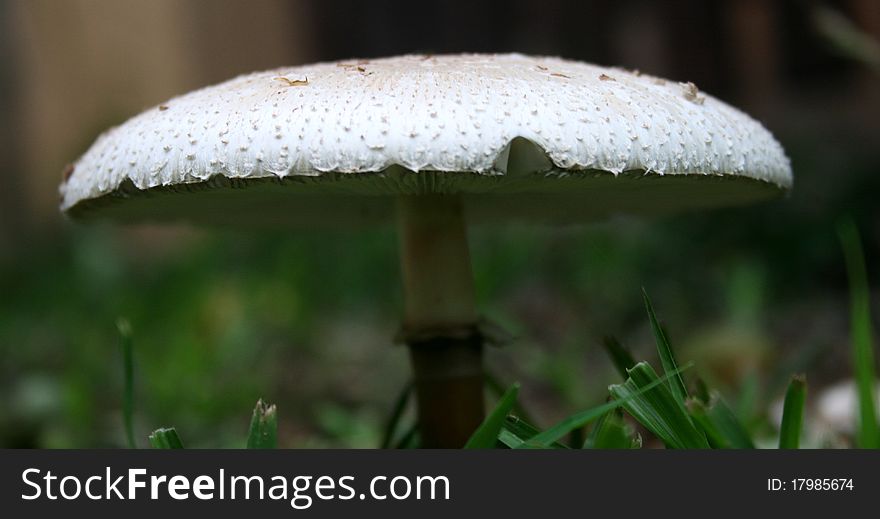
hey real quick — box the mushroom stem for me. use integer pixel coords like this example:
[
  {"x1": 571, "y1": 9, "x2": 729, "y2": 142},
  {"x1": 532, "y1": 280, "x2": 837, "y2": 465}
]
[{"x1": 398, "y1": 195, "x2": 484, "y2": 448}]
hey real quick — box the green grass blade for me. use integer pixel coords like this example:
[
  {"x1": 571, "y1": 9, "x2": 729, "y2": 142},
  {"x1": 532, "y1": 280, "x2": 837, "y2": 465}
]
[
  {"x1": 688, "y1": 399, "x2": 728, "y2": 448},
  {"x1": 393, "y1": 423, "x2": 419, "y2": 449},
  {"x1": 779, "y1": 375, "x2": 807, "y2": 449},
  {"x1": 498, "y1": 428, "x2": 525, "y2": 448},
  {"x1": 465, "y1": 383, "x2": 520, "y2": 449},
  {"x1": 584, "y1": 409, "x2": 634, "y2": 449},
  {"x1": 519, "y1": 401, "x2": 623, "y2": 449},
  {"x1": 246, "y1": 399, "x2": 277, "y2": 449},
  {"x1": 643, "y1": 288, "x2": 689, "y2": 407},
  {"x1": 485, "y1": 371, "x2": 536, "y2": 425},
  {"x1": 705, "y1": 395, "x2": 754, "y2": 448},
  {"x1": 117, "y1": 318, "x2": 136, "y2": 449},
  {"x1": 610, "y1": 362, "x2": 709, "y2": 449},
  {"x1": 380, "y1": 381, "x2": 413, "y2": 449},
  {"x1": 838, "y1": 219, "x2": 880, "y2": 448},
  {"x1": 602, "y1": 336, "x2": 637, "y2": 380},
  {"x1": 498, "y1": 416, "x2": 534, "y2": 448},
  {"x1": 525, "y1": 362, "x2": 693, "y2": 448},
  {"x1": 148, "y1": 427, "x2": 184, "y2": 449},
  {"x1": 693, "y1": 377, "x2": 711, "y2": 404},
  {"x1": 688, "y1": 395, "x2": 755, "y2": 449},
  {"x1": 499, "y1": 416, "x2": 568, "y2": 449}
]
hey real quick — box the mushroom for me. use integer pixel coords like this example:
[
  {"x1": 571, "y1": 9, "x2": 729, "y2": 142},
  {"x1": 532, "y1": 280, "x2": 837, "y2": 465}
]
[{"x1": 59, "y1": 54, "x2": 792, "y2": 447}]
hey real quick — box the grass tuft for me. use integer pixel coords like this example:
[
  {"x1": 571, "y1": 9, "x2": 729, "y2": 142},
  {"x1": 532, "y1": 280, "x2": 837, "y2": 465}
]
[
  {"x1": 610, "y1": 362, "x2": 708, "y2": 449},
  {"x1": 527, "y1": 363, "x2": 694, "y2": 448}
]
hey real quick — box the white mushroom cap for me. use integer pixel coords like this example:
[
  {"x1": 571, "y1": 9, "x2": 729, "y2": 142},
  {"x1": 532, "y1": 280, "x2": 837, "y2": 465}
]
[{"x1": 60, "y1": 54, "x2": 792, "y2": 226}]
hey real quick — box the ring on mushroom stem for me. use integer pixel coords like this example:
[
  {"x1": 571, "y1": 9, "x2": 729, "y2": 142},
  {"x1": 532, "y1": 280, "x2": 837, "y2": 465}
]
[{"x1": 59, "y1": 54, "x2": 792, "y2": 449}]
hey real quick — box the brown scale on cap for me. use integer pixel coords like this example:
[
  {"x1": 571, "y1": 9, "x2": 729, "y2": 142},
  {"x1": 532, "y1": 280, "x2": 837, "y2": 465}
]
[
  {"x1": 274, "y1": 76, "x2": 309, "y2": 87},
  {"x1": 337, "y1": 63, "x2": 372, "y2": 75},
  {"x1": 681, "y1": 81, "x2": 705, "y2": 105}
]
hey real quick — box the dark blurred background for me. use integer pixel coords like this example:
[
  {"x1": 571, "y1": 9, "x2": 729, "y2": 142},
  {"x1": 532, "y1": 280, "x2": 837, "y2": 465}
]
[{"x1": 1, "y1": 0, "x2": 878, "y2": 447}]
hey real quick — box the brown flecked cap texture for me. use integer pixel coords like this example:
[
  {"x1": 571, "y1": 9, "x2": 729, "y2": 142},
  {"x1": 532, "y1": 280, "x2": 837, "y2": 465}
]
[{"x1": 60, "y1": 54, "x2": 791, "y2": 226}]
